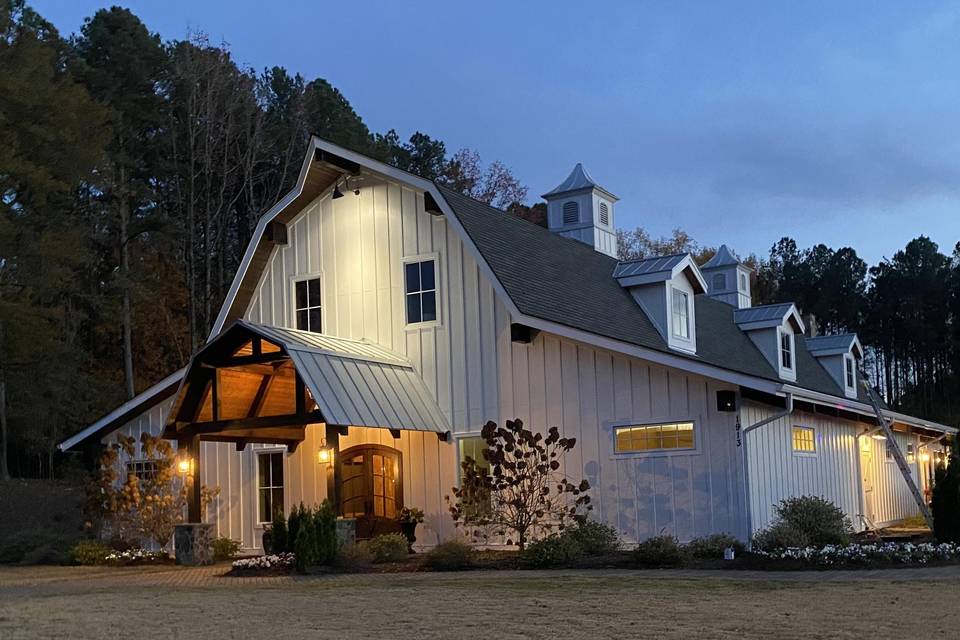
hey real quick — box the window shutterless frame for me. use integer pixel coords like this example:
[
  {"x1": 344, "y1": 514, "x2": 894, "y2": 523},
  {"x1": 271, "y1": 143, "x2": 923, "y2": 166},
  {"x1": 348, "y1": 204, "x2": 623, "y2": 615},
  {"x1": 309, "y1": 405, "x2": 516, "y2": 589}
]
[
  {"x1": 791, "y1": 426, "x2": 817, "y2": 455},
  {"x1": 608, "y1": 419, "x2": 700, "y2": 459},
  {"x1": 256, "y1": 449, "x2": 285, "y2": 524},
  {"x1": 402, "y1": 252, "x2": 441, "y2": 328},
  {"x1": 289, "y1": 272, "x2": 324, "y2": 333}
]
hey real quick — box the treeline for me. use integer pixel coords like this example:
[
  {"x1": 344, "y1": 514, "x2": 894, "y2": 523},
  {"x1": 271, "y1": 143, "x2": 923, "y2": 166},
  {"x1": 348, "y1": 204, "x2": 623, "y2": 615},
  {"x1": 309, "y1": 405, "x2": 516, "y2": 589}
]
[
  {"x1": 0, "y1": 1, "x2": 532, "y2": 478},
  {"x1": 620, "y1": 230, "x2": 960, "y2": 425}
]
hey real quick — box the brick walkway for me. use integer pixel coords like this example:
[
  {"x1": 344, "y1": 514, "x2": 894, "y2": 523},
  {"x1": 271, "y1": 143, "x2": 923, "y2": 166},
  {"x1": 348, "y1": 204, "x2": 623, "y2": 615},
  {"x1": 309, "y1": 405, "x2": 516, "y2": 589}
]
[{"x1": 1, "y1": 562, "x2": 959, "y2": 593}]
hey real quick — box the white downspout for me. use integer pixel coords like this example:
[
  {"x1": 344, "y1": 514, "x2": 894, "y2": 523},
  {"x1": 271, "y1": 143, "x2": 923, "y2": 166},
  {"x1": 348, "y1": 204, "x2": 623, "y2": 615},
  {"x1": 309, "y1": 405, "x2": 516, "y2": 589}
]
[{"x1": 741, "y1": 392, "x2": 794, "y2": 546}]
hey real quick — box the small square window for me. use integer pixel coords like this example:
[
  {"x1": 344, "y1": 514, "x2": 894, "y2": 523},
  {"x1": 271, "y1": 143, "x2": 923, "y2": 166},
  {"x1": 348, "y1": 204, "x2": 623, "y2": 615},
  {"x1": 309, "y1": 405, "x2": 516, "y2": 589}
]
[
  {"x1": 792, "y1": 426, "x2": 816, "y2": 453},
  {"x1": 294, "y1": 277, "x2": 321, "y2": 333},
  {"x1": 405, "y1": 259, "x2": 437, "y2": 325}
]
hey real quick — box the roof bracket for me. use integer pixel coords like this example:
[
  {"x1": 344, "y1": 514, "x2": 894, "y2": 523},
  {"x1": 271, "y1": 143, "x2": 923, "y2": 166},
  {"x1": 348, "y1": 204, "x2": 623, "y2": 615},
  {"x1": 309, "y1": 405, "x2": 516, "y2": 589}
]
[{"x1": 424, "y1": 192, "x2": 444, "y2": 216}]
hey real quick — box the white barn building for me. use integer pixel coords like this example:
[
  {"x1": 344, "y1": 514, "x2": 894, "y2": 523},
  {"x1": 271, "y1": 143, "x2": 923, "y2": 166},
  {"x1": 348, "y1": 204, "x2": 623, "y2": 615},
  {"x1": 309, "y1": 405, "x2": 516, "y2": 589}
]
[{"x1": 60, "y1": 138, "x2": 955, "y2": 551}]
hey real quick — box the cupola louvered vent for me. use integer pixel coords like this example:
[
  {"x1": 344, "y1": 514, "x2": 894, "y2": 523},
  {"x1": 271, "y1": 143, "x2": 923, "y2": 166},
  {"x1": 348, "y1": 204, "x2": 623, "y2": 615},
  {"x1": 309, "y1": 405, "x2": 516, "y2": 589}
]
[
  {"x1": 599, "y1": 201, "x2": 609, "y2": 225},
  {"x1": 562, "y1": 201, "x2": 579, "y2": 224}
]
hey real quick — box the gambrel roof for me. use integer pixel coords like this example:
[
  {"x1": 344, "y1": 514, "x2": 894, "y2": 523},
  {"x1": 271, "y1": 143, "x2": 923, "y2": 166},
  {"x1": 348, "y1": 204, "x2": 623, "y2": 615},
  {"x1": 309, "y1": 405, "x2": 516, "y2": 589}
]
[{"x1": 58, "y1": 137, "x2": 955, "y2": 450}]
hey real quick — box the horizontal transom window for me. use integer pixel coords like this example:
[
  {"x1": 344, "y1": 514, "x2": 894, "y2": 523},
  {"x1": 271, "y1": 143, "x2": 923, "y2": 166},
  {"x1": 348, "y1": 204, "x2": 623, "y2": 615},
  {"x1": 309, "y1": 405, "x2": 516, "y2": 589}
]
[{"x1": 614, "y1": 422, "x2": 695, "y2": 453}]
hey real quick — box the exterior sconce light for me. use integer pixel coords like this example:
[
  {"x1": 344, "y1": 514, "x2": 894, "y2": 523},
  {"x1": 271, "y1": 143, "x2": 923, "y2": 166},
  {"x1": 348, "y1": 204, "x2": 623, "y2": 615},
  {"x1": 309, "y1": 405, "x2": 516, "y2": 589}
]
[
  {"x1": 318, "y1": 446, "x2": 334, "y2": 465},
  {"x1": 177, "y1": 457, "x2": 193, "y2": 476},
  {"x1": 920, "y1": 452, "x2": 931, "y2": 463}
]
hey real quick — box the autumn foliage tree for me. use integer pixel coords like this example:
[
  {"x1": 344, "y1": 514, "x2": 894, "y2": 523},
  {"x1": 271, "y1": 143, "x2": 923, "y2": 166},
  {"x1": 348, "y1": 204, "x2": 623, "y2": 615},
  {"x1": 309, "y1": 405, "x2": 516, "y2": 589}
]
[
  {"x1": 85, "y1": 433, "x2": 218, "y2": 550},
  {"x1": 447, "y1": 419, "x2": 592, "y2": 549}
]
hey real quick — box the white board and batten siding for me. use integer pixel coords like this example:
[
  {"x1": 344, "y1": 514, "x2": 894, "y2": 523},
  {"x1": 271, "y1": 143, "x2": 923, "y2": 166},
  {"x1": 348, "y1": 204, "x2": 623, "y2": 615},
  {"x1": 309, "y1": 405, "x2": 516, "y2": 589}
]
[
  {"x1": 743, "y1": 402, "x2": 925, "y2": 534},
  {"x1": 497, "y1": 316, "x2": 749, "y2": 543}
]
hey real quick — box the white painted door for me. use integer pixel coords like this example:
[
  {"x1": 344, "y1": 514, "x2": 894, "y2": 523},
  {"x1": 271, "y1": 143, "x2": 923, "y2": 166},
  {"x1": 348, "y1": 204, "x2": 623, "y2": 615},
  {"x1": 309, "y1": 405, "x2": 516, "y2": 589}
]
[{"x1": 860, "y1": 442, "x2": 876, "y2": 524}]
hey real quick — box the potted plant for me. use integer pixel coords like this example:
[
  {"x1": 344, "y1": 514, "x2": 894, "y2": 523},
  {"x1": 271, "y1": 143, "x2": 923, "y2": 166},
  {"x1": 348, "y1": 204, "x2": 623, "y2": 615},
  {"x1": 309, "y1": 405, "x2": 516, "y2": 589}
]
[{"x1": 397, "y1": 507, "x2": 424, "y2": 553}]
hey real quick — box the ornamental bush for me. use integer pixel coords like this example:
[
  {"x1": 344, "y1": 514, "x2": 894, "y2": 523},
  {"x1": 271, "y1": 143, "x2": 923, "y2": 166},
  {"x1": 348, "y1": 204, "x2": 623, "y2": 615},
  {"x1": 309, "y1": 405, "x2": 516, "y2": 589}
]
[
  {"x1": 69, "y1": 540, "x2": 111, "y2": 565},
  {"x1": 422, "y1": 539, "x2": 475, "y2": 571},
  {"x1": 314, "y1": 500, "x2": 338, "y2": 564},
  {"x1": 519, "y1": 532, "x2": 584, "y2": 568},
  {"x1": 566, "y1": 519, "x2": 621, "y2": 556},
  {"x1": 634, "y1": 535, "x2": 683, "y2": 567},
  {"x1": 366, "y1": 533, "x2": 409, "y2": 563},
  {"x1": 212, "y1": 537, "x2": 241, "y2": 561},
  {"x1": 685, "y1": 533, "x2": 746, "y2": 559},
  {"x1": 270, "y1": 508, "x2": 288, "y2": 554},
  {"x1": 753, "y1": 496, "x2": 852, "y2": 550}
]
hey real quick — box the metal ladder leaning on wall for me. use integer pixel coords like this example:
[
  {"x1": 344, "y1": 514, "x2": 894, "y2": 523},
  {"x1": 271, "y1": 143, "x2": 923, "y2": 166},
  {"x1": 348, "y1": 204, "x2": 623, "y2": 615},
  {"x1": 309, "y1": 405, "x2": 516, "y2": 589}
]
[{"x1": 861, "y1": 380, "x2": 934, "y2": 529}]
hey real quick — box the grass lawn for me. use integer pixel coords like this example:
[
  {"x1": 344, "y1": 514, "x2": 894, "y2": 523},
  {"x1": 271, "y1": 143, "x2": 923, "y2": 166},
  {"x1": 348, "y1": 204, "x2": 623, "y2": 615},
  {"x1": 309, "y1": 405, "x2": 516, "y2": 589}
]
[{"x1": 1, "y1": 567, "x2": 958, "y2": 639}]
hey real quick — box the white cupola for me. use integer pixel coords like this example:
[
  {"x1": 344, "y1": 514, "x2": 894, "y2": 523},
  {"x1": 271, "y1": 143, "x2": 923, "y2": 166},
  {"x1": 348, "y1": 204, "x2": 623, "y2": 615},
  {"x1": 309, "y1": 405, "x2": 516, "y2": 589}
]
[
  {"x1": 542, "y1": 163, "x2": 618, "y2": 258},
  {"x1": 700, "y1": 244, "x2": 752, "y2": 309}
]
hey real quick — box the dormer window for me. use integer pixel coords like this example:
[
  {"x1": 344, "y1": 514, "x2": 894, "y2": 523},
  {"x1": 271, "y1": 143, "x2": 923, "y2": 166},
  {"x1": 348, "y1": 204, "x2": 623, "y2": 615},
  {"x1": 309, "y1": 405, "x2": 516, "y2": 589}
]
[
  {"x1": 844, "y1": 355, "x2": 855, "y2": 390},
  {"x1": 562, "y1": 201, "x2": 579, "y2": 224},
  {"x1": 780, "y1": 330, "x2": 793, "y2": 370},
  {"x1": 671, "y1": 288, "x2": 690, "y2": 339},
  {"x1": 713, "y1": 273, "x2": 726, "y2": 291},
  {"x1": 806, "y1": 333, "x2": 863, "y2": 399}
]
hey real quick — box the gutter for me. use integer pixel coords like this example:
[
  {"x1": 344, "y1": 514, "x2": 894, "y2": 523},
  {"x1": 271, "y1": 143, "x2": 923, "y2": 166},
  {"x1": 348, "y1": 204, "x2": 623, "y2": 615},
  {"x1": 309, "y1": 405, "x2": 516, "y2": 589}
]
[{"x1": 741, "y1": 392, "x2": 794, "y2": 546}]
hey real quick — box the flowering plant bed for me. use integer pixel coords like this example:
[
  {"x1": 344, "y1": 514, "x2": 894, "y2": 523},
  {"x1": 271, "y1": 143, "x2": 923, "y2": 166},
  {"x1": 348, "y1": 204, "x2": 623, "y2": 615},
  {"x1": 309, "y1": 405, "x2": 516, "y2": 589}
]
[
  {"x1": 228, "y1": 553, "x2": 296, "y2": 576},
  {"x1": 754, "y1": 542, "x2": 960, "y2": 568},
  {"x1": 103, "y1": 549, "x2": 173, "y2": 566}
]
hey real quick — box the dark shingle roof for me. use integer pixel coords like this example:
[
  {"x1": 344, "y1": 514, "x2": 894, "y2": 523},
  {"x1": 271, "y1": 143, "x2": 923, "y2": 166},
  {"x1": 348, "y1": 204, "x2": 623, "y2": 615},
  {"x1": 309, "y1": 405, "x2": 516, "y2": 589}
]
[{"x1": 436, "y1": 183, "x2": 854, "y2": 400}]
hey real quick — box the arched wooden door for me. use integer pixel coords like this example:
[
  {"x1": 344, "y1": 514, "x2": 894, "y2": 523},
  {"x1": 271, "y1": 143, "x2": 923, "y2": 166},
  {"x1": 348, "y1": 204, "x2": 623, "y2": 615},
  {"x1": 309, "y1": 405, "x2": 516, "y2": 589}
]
[{"x1": 337, "y1": 444, "x2": 403, "y2": 539}]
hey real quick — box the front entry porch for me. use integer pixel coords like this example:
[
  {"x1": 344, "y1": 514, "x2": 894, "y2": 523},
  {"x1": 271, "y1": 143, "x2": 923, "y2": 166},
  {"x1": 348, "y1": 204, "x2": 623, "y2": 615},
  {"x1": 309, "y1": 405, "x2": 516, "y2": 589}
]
[{"x1": 161, "y1": 320, "x2": 452, "y2": 556}]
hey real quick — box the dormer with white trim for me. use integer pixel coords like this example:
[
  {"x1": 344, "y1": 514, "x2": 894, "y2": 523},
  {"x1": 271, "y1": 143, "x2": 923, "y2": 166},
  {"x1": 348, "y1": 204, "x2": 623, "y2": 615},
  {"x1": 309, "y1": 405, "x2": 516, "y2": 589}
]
[
  {"x1": 613, "y1": 254, "x2": 707, "y2": 354},
  {"x1": 543, "y1": 163, "x2": 618, "y2": 258},
  {"x1": 700, "y1": 244, "x2": 752, "y2": 309},
  {"x1": 805, "y1": 334, "x2": 863, "y2": 399},
  {"x1": 734, "y1": 303, "x2": 805, "y2": 382}
]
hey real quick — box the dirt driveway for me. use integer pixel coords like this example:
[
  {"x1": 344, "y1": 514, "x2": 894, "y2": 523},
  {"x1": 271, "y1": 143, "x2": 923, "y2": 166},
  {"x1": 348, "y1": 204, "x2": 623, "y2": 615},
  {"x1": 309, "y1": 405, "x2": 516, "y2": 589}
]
[{"x1": 1, "y1": 565, "x2": 958, "y2": 639}]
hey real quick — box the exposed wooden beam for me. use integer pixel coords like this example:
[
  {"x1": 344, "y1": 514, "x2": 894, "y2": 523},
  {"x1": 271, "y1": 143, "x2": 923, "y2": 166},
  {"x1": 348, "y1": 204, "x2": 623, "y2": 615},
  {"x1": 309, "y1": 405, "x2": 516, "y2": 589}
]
[
  {"x1": 247, "y1": 374, "x2": 275, "y2": 417},
  {"x1": 204, "y1": 352, "x2": 289, "y2": 368},
  {"x1": 180, "y1": 410, "x2": 323, "y2": 435}
]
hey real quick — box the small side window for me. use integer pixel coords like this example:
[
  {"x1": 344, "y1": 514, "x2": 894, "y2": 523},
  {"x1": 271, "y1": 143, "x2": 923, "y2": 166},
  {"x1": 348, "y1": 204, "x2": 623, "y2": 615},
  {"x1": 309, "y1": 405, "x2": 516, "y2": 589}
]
[
  {"x1": 293, "y1": 277, "x2": 322, "y2": 332},
  {"x1": 671, "y1": 289, "x2": 690, "y2": 339},
  {"x1": 405, "y1": 259, "x2": 437, "y2": 325},
  {"x1": 792, "y1": 426, "x2": 816, "y2": 453},
  {"x1": 845, "y1": 356, "x2": 855, "y2": 389}
]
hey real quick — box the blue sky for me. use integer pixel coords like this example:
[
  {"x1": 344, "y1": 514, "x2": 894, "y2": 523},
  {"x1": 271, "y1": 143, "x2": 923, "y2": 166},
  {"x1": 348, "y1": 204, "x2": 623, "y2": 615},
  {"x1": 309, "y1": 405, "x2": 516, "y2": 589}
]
[{"x1": 33, "y1": 0, "x2": 960, "y2": 265}]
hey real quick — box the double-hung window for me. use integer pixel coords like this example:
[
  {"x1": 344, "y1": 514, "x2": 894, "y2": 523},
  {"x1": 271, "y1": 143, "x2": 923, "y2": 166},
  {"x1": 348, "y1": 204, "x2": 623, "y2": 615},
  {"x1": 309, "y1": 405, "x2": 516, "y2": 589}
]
[
  {"x1": 457, "y1": 436, "x2": 492, "y2": 516},
  {"x1": 294, "y1": 277, "x2": 321, "y2": 333},
  {"x1": 257, "y1": 451, "x2": 284, "y2": 523},
  {"x1": 126, "y1": 460, "x2": 157, "y2": 482},
  {"x1": 405, "y1": 259, "x2": 437, "y2": 325},
  {"x1": 671, "y1": 289, "x2": 690, "y2": 339}
]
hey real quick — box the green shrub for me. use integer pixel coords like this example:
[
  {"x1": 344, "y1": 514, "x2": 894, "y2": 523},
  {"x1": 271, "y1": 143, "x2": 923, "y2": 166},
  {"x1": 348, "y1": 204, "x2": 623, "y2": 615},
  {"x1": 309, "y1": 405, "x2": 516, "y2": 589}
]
[
  {"x1": 519, "y1": 533, "x2": 583, "y2": 568},
  {"x1": 753, "y1": 496, "x2": 852, "y2": 550},
  {"x1": 69, "y1": 540, "x2": 111, "y2": 566},
  {"x1": 287, "y1": 504, "x2": 304, "y2": 554},
  {"x1": 567, "y1": 519, "x2": 621, "y2": 555},
  {"x1": 212, "y1": 537, "x2": 241, "y2": 561},
  {"x1": 271, "y1": 508, "x2": 288, "y2": 553},
  {"x1": 314, "y1": 500, "x2": 337, "y2": 565},
  {"x1": 335, "y1": 542, "x2": 373, "y2": 570},
  {"x1": 423, "y1": 540, "x2": 475, "y2": 571},
  {"x1": 293, "y1": 512, "x2": 317, "y2": 573},
  {"x1": 0, "y1": 532, "x2": 76, "y2": 565},
  {"x1": 685, "y1": 533, "x2": 745, "y2": 559},
  {"x1": 752, "y1": 522, "x2": 809, "y2": 551},
  {"x1": 366, "y1": 533, "x2": 409, "y2": 563},
  {"x1": 932, "y1": 441, "x2": 960, "y2": 543},
  {"x1": 634, "y1": 535, "x2": 683, "y2": 567}
]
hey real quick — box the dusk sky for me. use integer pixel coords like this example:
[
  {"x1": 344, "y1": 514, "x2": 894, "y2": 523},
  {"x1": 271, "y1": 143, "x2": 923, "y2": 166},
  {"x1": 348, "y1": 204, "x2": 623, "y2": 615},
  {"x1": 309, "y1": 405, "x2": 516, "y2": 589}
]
[{"x1": 33, "y1": 0, "x2": 960, "y2": 265}]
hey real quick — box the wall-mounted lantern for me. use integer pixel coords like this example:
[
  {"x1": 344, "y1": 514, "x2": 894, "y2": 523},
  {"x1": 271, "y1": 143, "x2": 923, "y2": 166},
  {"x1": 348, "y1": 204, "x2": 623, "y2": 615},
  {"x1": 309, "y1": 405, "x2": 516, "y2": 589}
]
[
  {"x1": 318, "y1": 445, "x2": 334, "y2": 465},
  {"x1": 177, "y1": 456, "x2": 194, "y2": 476}
]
